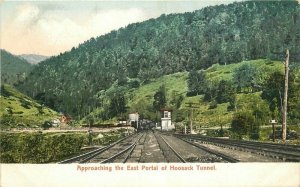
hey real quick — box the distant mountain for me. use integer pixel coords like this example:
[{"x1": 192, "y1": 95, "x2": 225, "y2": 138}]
[
  {"x1": 19, "y1": 54, "x2": 49, "y2": 64},
  {"x1": 0, "y1": 49, "x2": 33, "y2": 85},
  {"x1": 18, "y1": 1, "x2": 300, "y2": 119}
]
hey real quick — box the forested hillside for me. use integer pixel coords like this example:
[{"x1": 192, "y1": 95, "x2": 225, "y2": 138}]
[
  {"x1": 0, "y1": 50, "x2": 33, "y2": 85},
  {"x1": 17, "y1": 1, "x2": 300, "y2": 119},
  {"x1": 83, "y1": 59, "x2": 300, "y2": 129}
]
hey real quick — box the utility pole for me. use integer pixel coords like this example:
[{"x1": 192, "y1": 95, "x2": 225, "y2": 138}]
[
  {"x1": 282, "y1": 49, "x2": 289, "y2": 143},
  {"x1": 185, "y1": 101, "x2": 200, "y2": 134}
]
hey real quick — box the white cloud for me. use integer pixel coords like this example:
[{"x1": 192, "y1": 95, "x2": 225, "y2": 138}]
[
  {"x1": 37, "y1": 17, "x2": 86, "y2": 48},
  {"x1": 88, "y1": 8, "x2": 147, "y2": 37},
  {"x1": 2, "y1": 1, "x2": 236, "y2": 56},
  {"x1": 14, "y1": 3, "x2": 40, "y2": 26},
  {"x1": 2, "y1": 3, "x2": 149, "y2": 55}
]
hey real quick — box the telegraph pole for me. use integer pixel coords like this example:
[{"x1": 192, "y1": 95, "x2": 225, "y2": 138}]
[
  {"x1": 282, "y1": 49, "x2": 289, "y2": 143},
  {"x1": 185, "y1": 101, "x2": 200, "y2": 134}
]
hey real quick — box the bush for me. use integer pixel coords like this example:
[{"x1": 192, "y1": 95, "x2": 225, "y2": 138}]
[
  {"x1": 0, "y1": 132, "x2": 86, "y2": 163},
  {"x1": 250, "y1": 131, "x2": 260, "y2": 140},
  {"x1": 0, "y1": 85, "x2": 11, "y2": 97},
  {"x1": 0, "y1": 130, "x2": 127, "y2": 163},
  {"x1": 41, "y1": 121, "x2": 52, "y2": 130},
  {"x1": 129, "y1": 79, "x2": 140, "y2": 88},
  {"x1": 231, "y1": 112, "x2": 254, "y2": 139},
  {"x1": 206, "y1": 129, "x2": 219, "y2": 137},
  {"x1": 209, "y1": 100, "x2": 218, "y2": 109},
  {"x1": 21, "y1": 103, "x2": 31, "y2": 109},
  {"x1": 20, "y1": 99, "x2": 31, "y2": 109},
  {"x1": 14, "y1": 111, "x2": 24, "y2": 114},
  {"x1": 218, "y1": 128, "x2": 225, "y2": 137},
  {"x1": 0, "y1": 114, "x2": 15, "y2": 127}
]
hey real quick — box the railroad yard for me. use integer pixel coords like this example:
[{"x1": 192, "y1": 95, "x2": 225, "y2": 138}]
[{"x1": 59, "y1": 130, "x2": 300, "y2": 164}]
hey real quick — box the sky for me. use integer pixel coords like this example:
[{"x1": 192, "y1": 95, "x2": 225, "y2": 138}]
[{"x1": 1, "y1": 1, "x2": 238, "y2": 56}]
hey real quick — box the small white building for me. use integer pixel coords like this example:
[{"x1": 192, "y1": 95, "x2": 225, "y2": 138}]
[
  {"x1": 128, "y1": 112, "x2": 139, "y2": 129},
  {"x1": 52, "y1": 119, "x2": 61, "y2": 127},
  {"x1": 161, "y1": 108, "x2": 175, "y2": 131},
  {"x1": 118, "y1": 121, "x2": 127, "y2": 125}
]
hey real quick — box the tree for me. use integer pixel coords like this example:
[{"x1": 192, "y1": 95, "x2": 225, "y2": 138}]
[
  {"x1": 233, "y1": 63, "x2": 257, "y2": 93},
  {"x1": 262, "y1": 69, "x2": 300, "y2": 125},
  {"x1": 130, "y1": 99, "x2": 155, "y2": 120},
  {"x1": 227, "y1": 94, "x2": 237, "y2": 111},
  {"x1": 108, "y1": 92, "x2": 127, "y2": 118},
  {"x1": 216, "y1": 80, "x2": 235, "y2": 104},
  {"x1": 153, "y1": 85, "x2": 167, "y2": 111},
  {"x1": 261, "y1": 72, "x2": 284, "y2": 119},
  {"x1": 204, "y1": 80, "x2": 218, "y2": 102},
  {"x1": 187, "y1": 70, "x2": 208, "y2": 96},
  {"x1": 128, "y1": 79, "x2": 140, "y2": 88},
  {"x1": 85, "y1": 115, "x2": 95, "y2": 127},
  {"x1": 170, "y1": 91, "x2": 184, "y2": 109},
  {"x1": 231, "y1": 112, "x2": 254, "y2": 139},
  {"x1": 117, "y1": 66, "x2": 128, "y2": 86},
  {"x1": 287, "y1": 72, "x2": 300, "y2": 124}
]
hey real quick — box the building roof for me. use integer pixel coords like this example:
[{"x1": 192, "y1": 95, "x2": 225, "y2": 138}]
[{"x1": 160, "y1": 108, "x2": 172, "y2": 111}]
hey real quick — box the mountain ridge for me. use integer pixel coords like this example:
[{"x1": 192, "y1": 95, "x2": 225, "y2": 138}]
[
  {"x1": 17, "y1": 1, "x2": 300, "y2": 119},
  {"x1": 19, "y1": 54, "x2": 49, "y2": 65},
  {"x1": 0, "y1": 49, "x2": 33, "y2": 85}
]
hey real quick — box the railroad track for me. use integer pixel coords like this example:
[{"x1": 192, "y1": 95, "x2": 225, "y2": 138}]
[
  {"x1": 159, "y1": 132, "x2": 238, "y2": 163},
  {"x1": 58, "y1": 133, "x2": 142, "y2": 164},
  {"x1": 154, "y1": 131, "x2": 186, "y2": 163},
  {"x1": 175, "y1": 134, "x2": 300, "y2": 162},
  {"x1": 179, "y1": 138, "x2": 239, "y2": 163},
  {"x1": 99, "y1": 133, "x2": 145, "y2": 163},
  {"x1": 87, "y1": 133, "x2": 145, "y2": 163}
]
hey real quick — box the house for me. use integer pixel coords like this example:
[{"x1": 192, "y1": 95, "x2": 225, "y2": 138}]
[{"x1": 60, "y1": 114, "x2": 72, "y2": 124}]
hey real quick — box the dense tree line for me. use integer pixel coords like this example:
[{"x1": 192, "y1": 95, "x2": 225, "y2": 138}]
[
  {"x1": 0, "y1": 50, "x2": 32, "y2": 85},
  {"x1": 17, "y1": 1, "x2": 300, "y2": 119}
]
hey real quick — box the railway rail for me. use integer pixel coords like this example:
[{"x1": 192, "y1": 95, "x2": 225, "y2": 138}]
[
  {"x1": 175, "y1": 134, "x2": 300, "y2": 162},
  {"x1": 154, "y1": 131, "x2": 186, "y2": 163},
  {"x1": 179, "y1": 138, "x2": 239, "y2": 162},
  {"x1": 100, "y1": 133, "x2": 145, "y2": 163},
  {"x1": 159, "y1": 132, "x2": 238, "y2": 163},
  {"x1": 58, "y1": 130, "x2": 298, "y2": 163},
  {"x1": 58, "y1": 133, "x2": 140, "y2": 164}
]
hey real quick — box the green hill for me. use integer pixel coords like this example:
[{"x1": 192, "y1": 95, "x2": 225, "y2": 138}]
[
  {"x1": 0, "y1": 84, "x2": 58, "y2": 129},
  {"x1": 128, "y1": 59, "x2": 283, "y2": 126},
  {"x1": 85, "y1": 59, "x2": 300, "y2": 130},
  {"x1": 17, "y1": 1, "x2": 300, "y2": 118},
  {"x1": 0, "y1": 49, "x2": 33, "y2": 85}
]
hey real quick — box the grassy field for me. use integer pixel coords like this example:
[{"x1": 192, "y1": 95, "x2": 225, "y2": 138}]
[
  {"x1": 205, "y1": 59, "x2": 283, "y2": 81},
  {"x1": 0, "y1": 84, "x2": 58, "y2": 129},
  {"x1": 125, "y1": 59, "x2": 297, "y2": 130},
  {"x1": 127, "y1": 71, "x2": 188, "y2": 108}
]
